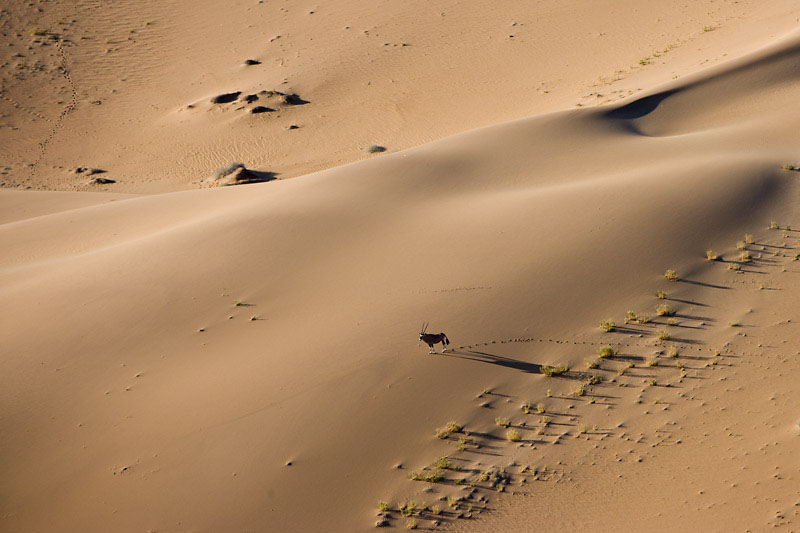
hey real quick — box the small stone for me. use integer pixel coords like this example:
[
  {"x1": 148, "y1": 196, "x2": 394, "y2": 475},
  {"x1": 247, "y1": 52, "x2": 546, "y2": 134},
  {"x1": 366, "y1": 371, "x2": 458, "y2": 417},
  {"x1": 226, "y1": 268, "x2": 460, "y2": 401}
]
[
  {"x1": 375, "y1": 519, "x2": 389, "y2": 527},
  {"x1": 244, "y1": 59, "x2": 261, "y2": 65}
]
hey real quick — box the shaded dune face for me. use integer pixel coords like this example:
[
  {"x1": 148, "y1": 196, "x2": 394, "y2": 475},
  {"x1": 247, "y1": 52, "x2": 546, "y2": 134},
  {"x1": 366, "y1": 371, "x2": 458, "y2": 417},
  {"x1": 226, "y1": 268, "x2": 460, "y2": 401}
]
[{"x1": 3, "y1": 12, "x2": 800, "y2": 533}]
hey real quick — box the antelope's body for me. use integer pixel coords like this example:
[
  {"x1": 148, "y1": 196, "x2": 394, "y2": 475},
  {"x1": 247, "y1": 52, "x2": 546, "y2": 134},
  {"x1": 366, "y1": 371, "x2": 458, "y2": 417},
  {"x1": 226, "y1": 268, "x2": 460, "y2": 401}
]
[{"x1": 419, "y1": 323, "x2": 450, "y2": 354}]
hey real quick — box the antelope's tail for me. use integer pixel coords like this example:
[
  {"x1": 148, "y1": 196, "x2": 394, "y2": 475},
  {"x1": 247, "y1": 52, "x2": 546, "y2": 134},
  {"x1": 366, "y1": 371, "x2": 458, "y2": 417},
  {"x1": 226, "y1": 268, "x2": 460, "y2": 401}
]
[{"x1": 443, "y1": 334, "x2": 450, "y2": 346}]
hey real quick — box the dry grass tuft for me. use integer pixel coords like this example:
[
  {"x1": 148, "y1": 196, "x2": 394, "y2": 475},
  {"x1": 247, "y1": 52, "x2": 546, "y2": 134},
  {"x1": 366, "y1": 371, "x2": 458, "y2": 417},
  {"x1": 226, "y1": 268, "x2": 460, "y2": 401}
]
[
  {"x1": 540, "y1": 364, "x2": 569, "y2": 377},
  {"x1": 656, "y1": 303, "x2": 675, "y2": 316},
  {"x1": 597, "y1": 345, "x2": 617, "y2": 358},
  {"x1": 495, "y1": 417, "x2": 510, "y2": 427},
  {"x1": 599, "y1": 319, "x2": 616, "y2": 332}
]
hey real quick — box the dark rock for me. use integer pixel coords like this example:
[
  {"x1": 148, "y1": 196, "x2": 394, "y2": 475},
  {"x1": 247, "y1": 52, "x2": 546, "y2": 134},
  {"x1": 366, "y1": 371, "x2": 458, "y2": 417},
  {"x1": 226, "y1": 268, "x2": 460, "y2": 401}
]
[
  {"x1": 242, "y1": 94, "x2": 259, "y2": 103},
  {"x1": 250, "y1": 106, "x2": 274, "y2": 114},
  {"x1": 210, "y1": 92, "x2": 241, "y2": 104},
  {"x1": 244, "y1": 59, "x2": 261, "y2": 65},
  {"x1": 281, "y1": 93, "x2": 308, "y2": 105},
  {"x1": 375, "y1": 520, "x2": 389, "y2": 527},
  {"x1": 287, "y1": 124, "x2": 299, "y2": 130},
  {"x1": 88, "y1": 177, "x2": 115, "y2": 185}
]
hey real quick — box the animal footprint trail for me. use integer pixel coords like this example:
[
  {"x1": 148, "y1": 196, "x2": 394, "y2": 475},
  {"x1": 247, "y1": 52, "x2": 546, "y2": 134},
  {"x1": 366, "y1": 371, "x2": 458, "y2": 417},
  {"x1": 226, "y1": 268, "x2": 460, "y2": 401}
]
[{"x1": 29, "y1": 36, "x2": 79, "y2": 181}]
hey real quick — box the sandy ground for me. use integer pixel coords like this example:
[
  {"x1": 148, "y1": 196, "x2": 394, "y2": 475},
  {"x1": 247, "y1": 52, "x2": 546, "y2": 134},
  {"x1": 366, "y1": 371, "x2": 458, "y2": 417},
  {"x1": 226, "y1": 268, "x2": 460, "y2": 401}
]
[{"x1": 3, "y1": 1, "x2": 800, "y2": 532}]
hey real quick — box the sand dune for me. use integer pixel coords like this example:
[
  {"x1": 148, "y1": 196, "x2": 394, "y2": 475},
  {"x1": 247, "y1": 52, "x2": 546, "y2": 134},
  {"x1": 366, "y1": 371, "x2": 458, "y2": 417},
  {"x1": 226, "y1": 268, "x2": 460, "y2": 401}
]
[
  {"x1": 4, "y1": 2, "x2": 800, "y2": 532},
  {"x1": 1, "y1": 0, "x2": 798, "y2": 192}
]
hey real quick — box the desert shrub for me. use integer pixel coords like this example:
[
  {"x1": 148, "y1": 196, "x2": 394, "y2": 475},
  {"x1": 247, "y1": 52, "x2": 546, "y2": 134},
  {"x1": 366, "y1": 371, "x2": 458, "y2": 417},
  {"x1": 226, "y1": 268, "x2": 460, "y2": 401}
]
[
  {"x1": 656, "y1": 304, "x2": 675, "y2": 316},
  {"x1": 597, "y1": 345, "x2": 617, "y2": 358},
  {"x1": 599, "y1": 319, "x2": 616, "y2": 332},
  {"x1": 213, "y1": 162, "x2": 244, "y2": 179},
  {"x1": 540, "y1": 364, "x2": 569, "y2": 377}
]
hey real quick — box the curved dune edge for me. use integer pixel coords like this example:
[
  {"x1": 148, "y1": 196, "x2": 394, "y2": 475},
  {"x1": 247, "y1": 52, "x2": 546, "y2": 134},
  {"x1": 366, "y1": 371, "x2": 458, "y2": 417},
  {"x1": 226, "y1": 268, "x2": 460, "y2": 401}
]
[{"x1": 3, "y1": 28, "x2": 800, "y2": 533}]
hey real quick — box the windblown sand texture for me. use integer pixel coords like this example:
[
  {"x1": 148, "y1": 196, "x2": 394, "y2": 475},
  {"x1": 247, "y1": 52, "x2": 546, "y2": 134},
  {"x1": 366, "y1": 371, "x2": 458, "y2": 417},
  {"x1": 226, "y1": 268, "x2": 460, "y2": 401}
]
[{"x1": 3, "y1": 1, "x2": 800, "y2": 532}]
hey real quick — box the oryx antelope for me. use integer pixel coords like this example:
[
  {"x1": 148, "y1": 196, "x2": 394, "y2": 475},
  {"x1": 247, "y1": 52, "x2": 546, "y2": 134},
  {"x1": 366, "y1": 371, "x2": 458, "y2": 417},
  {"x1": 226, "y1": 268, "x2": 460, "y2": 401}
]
[{"x1": 419, "y1": 322, "x2": 450, "y2": 354}]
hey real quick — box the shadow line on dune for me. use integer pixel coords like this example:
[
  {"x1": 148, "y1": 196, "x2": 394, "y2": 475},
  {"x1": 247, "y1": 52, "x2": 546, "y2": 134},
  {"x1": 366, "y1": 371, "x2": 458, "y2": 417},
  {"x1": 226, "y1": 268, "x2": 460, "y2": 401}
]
[
  {"x1": 445, "y1": 350, "x2": 541, "y2": 374},
  {"x1": 678, "y1": 278, "x2": 730, "y2": 290}
]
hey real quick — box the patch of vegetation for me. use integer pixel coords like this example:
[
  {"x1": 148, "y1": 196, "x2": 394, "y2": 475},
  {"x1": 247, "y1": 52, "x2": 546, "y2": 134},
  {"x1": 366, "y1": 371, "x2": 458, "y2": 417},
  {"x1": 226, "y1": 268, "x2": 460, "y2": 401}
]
[
  {"x1": 702, "y1": 25, "x2": 714, "y2": 32},
  {"x1": 645, "y1": 356, "x2": 658, "y2": 367},
  {"x1": 573, "y1": 384, "x2": 586, "y2": 397},
  {"x1": 617, "y1": 361, "x2": 634, "y2": 376},
  {"x1": 597, "y1": 345, "x2": 617, "y2": 358},
  {"x1": 740, "y1": 250, "x2": 750, "y2": 262},
  {"x1": 365, "y1": 144, "x2": 386, "y2": 153},
  {"x1": 648, "y1": 378, "x2": 657, "y2": 386},
  {"x1": 540, "y1": 364, "x2": 569, "y2": 377},
  {"x1": 664, "y1": 269, "x2": 678, "y2": 281},
  {"x1": 406, "y1": 519, "x2": 418, "y2": 530},
  {"x1": 656, "y1": 303, "x2": 675, "y2": 316},
  {"x1": 495, "y1": 417, "x2": 510, "y2": 427},
  {"x1": 665, "y1": 346, "x2": 679, "y2": 358},
  {"x1": 770, "y1": 221, "x2": 779, "y2": 230},
  {"x1": 783, "y1": 163, "x2": 796, "y2": 171},
  {"x1": 409, "y1": 470, "x2": 444, "y2": 483},
  {"x1": 745, "y1": 234, "x2": 754, "y2": 244},
  {"x1": 506, "y1": 429, "x2": 521, "y2": 442},
  {"x1": 434, "y1": 455, "x2": 451, "y2": 469},
  {"x1": 378, "y1": 501, "x2": 389, "y2": 512},
  {"x1": 656, "y1": 290, "x2": 667, "y2": 299},
  {"x1": 656, "y1": 330, "x2": 670, "y2": 341},
  {"x1": 626, "y1": 310, "x2": 637, "y2": 322},
  {"x1": 585, "y1": 359, "x2": 599, "y2": 369},
  {"x1": 435, "y1": 421, "x2": 462, "y2": 439},
  {"x1": 400, "y1": 501, "x2": 416, "y2": 516},
  {"x1": 637, "y1": 314, "x2": 651, "y2": 324},
  {"x1": 729, "y1": 322, "x2": 740, "y2": 327},
  {"x1": 457, "y1": 438, "x2": 467, "y2": 451},
  {"x1": 536, "y1": 403, "x2": 546, "y2": 414},
  {"x1": 599, "y1": 319, "x2": 616, "y2": 332},
  {"x1": 706, "y1": 250, "x2": 717, "y2": 261},
  {"x1": 213, "y1": 161, "x2": 244, "y2": 180}
]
